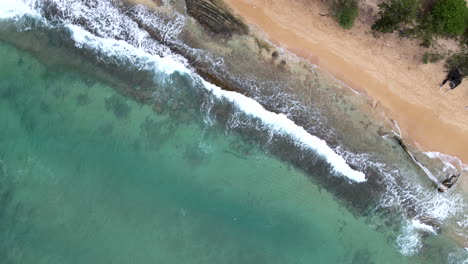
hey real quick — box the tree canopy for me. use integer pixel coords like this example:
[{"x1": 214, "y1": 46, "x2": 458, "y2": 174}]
[
  {"x1": 371, "y1": 0, "x2": 420, "y2": 33},
  {"x1": 431, "y1": 0, "x2": 467, "y2": 36}
]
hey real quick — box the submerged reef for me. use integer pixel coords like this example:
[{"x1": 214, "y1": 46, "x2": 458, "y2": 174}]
[
  {"x1": 185, "y1": 0, "x2": 249, "y2": 38},
  {"x1": 2, "y1": 0, "x2": 465, "y2": 251}
]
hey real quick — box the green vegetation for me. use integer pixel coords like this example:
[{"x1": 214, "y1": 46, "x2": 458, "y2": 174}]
[
  {"x1": 372, "y1": 0, "x2": 468, "y2": 39},
  {"x1": 324, "y1": 0, "x2": 468, "y2": 70},
  {"x1": 372, "y1": 0, "x2": 420, "y2": 33},
  {"x1": 431, "y1": 0, "x2": 467, "y2": 36},
  {"x1": 329, "y1": 0, "x2": 359, "y2": 30},
  {"x1": 422, "y1": 51, "x2": 445, "y2": 63},
  {"x1": 445, "y1": 48, "x2": 468, "y2": 76},
  {"x1": 371, "y1": 0, "x2": 467, "y2": 70}
]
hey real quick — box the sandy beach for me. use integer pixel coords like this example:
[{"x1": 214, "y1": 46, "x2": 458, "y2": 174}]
[
  {"x1": 1, "y1": 0, "x2": 466, "y2": 257},
  {"x1": 221, "y1": 0, "x2": 468, "y2": 168}
]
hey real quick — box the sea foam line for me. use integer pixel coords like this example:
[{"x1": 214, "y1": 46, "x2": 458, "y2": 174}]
[
  {"x1": 0, "y1": 0, "x2": 39, "y2": 19},
  {"x1": 0, "y1": 0, "x2": 366, "y2": 183},
  {"x1": 201, "y1": 80, "x2": 366, "y2": 182},
  {"x1": 69, "y1": 25, "x2": 366, "y2": 183}
]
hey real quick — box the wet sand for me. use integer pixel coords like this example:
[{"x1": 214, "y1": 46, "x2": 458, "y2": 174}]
[{"x1": 221, "y1": 0, "x2": 468, "y2": 167}]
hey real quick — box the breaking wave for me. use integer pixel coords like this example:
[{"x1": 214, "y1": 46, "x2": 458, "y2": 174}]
[
  {"x1": 0, "y1": 0, "x2": 365, "y2": 182},
  {"x1": 1, "y1": 0, "x2": 467, "y2": 258}
]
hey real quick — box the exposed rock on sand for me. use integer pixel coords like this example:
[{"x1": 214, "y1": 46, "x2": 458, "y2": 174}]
[{"x1": 185, "y1": 0, "x2": 248, "y2": 38}]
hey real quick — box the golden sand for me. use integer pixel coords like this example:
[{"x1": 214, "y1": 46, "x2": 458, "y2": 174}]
[{"x1": 222, "y1": 0, "x2": 468, "y2": 166}]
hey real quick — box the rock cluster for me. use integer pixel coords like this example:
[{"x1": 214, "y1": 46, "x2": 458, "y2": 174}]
[{"x1": 185, "y1": 0, "x2": 248, "y2": 38}]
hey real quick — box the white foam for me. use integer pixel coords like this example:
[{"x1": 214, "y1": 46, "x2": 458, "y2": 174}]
[
  {"x1": 448, "y1": 248, "x2": 468, "y2": 264},
  {"x1": 391, "y1": 135, "x2": 445, "y2": 188},
  {"x1": 0, "y1": 0, "x2": 37, "y2": 19},
  {"x1": 396, "y1": 224, "x2": 423, "y2": 256},
  {"x1": 5, "y1": 1, "x2": 468, "y2": 258},
  {"x1": 411, "y1": 219, "x2": 437, "y2": 235},
  {"x1": 66, "y1": 24, "x2": 366, "y2": 182},
  {"x1": 396, "y1": 218, "x2": 439, "y2": 256},
  {"x1": 392, "y1": 120, "x2": 403, "y2": 138},
  {"x1": 424, "y1": 151, "x2": 468, "y2": 172},
  {"x1": 68, "y1": 24, "x2": 188, "y2": 74},
  {"x1": 0, "y1": 0, "x2": 366, "y2": 183},
  {"x1": 202, "y1": 80, "x2": 366, "y2": 182}
]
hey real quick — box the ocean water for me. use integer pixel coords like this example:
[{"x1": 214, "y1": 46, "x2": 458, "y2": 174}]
[
  {"x1": 0, "y1": 0, "x2": 467, "y2": 263},
  {"x1": 0, "y1": 41, "x2": 405, "y2": 263}
]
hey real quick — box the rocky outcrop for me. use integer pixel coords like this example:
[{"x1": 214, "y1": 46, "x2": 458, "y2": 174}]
[
  {"x1": 185, "y1": 0, "x2": 248, "y2": 38},
  {"x1": 440, "y1": 68, "x2": 463, "y2": 90}
]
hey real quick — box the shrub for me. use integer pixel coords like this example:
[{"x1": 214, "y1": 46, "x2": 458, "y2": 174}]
[
  {"x1": 431, "y1": 0, "x2": 468, "y2": 36},
  {"x1": 372, "y1": 0, "x2": 420, "y2": 33},
  {"x1": 418, "y1": 30, "x2": 435, "y2": 47},
  {"x1": 462, "y1": 29, "x2": 468, "y2": 47},
  {"x1": 422, "y1": 52, "x2": 445, "y2": 63},
  {"x1": 445, "y1": 48, "x2": 468, "y2": 76},
  {"x1": 330, "y1": 0, "x2": 359, "y2": 30}
]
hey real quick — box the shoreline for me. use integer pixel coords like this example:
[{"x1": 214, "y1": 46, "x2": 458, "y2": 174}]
[
  {"x1": 221, "y1": 0, "x2": 468, "y2": 172},
  {"x1": 216, "y1": 1, "x2": 467, "y2": 247},
  {"x1": 1, "y1": 0, "x2": 466, "y2": 253}
]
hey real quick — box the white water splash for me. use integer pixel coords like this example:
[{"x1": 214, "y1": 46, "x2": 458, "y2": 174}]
[
  {"x1": 0, "y1": 0, "x2": 40, "y2": 20},
  {"x1": 0, "y1": 0, "x2": 366, "y2": 182},
  {"x1": 424, "y1": 151, "x2": 468, "y2": 174},
  {"x1": 448, "y1": 248, "x2": 468, "y2": 264},
  {"x1": 4, "y1": 2, "x2": 468, "y2": 257},
  {"x1": 201, "y1": 80, "x2": 366, "y2": 182},
  {"x1": 396, "y1": 223, "x2": 424, "y2": 256},
  {"x1": 68, "y1": 24, "x2": 366, "y2": 182},
  {"x1": 411, "y1": 219, "x2": 437, "y2": 235},
  {"x1": 396, "y1": 219, "x2": 438, "y2": 256}
]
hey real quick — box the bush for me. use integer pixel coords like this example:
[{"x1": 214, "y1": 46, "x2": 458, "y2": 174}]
[
  {"x1": 418, "y1": 29, "x2": 435, "y2": 47},
  {"x1": 422, "y1": 52, "x2": 445, "y2": 63},
  {"x1": 431, "y1": 0, "x2": 468, "y2": 36},
  {"x1": 372, "y1": 0, "x2": 420, "y2": 33},
  {"x1": 330, "y1": 0, "x2": 359, "y2": 30},
  {"x1": 462, "y1": 29, "x2": 468, "y2": 47},
  {"x1": 445, "y1": 48, "x2": 468, "y2": 76}
]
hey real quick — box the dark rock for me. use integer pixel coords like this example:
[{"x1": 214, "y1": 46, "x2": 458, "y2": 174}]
[
  {"x1": 152, "y1": 101, "x2": 165, "y2": 114},
  {"x1": 185, "y1": 0, "x2": 249, "y2": 38},
  {"x1": 105, "y1": 95, "x2": 131, "y2": 119},
  {"x1": 76, "y1": 93, "x2": 91, "y2": 106},
  {"x1": 40, "y1": 101, "x2": 51, "y2": 113},
  {"x1": 441, "y1": 174, "x2": 459, "y2": 189},
  {"x1": 98, "y1": 123, "x2": 114, "y2": 136},
  {"x1": 440, "y1": 68, "x2": 462, "y2": 90},
  {"x1": 271, "y1": 51, "x2": 278, "y2": 59}
]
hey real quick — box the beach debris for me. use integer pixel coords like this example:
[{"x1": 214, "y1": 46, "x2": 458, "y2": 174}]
[
  {"x1": 440, "y1": 68, "x2": 462, "y2": 91},
  {"x1": 392, "y1": 135, "x2": 448, "y2": 191},
  {"x1": 437, "y1": 174, "x2": 460, "y2": 192},
  {"x1": 393, "y1": 135, "x2": 410, "y2": 155}
]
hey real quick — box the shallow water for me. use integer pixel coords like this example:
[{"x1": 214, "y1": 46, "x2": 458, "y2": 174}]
[
  {"x1": 0, "y1": 0, "x2": 467, "y2": 263},
  {"x1": 1, "y1": 39, "x2": 455, "y2": 264}
]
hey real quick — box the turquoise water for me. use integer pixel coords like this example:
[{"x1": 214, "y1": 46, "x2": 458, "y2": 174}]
[
  {"x1": 0, "y1": 0, "x2": 466, "y2": 261},
  {"x1": 0, "y1": 40, "x2": 439, "y2": 263}
]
